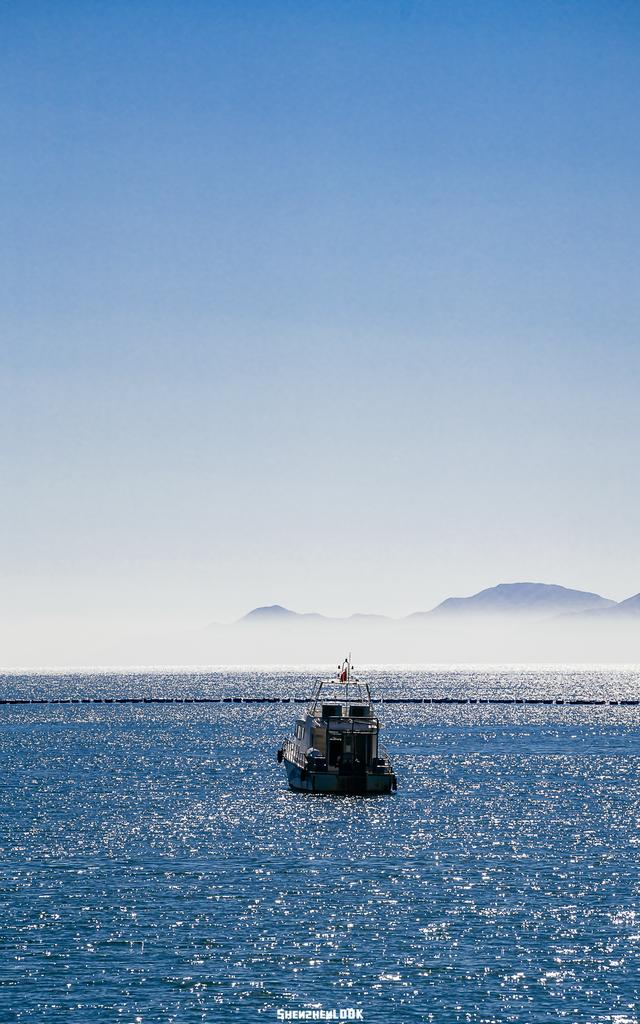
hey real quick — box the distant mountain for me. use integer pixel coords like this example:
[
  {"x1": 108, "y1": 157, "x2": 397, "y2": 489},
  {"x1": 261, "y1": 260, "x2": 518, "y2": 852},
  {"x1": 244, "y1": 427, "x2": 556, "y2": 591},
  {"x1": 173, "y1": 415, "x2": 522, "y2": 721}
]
[
  {"x1": 215, "y1": 583, "x2": 625, "y2": 629},
  {"x1": 236, "y1": 606, "x2": 391, "y2": 627},
  {"x1": 241, "y1": 604, "x2": 297, "y2": 621},
  {"x1": 419, "y1": 582, "x2": 615, "y2": 620},
  {"x1": 615, "y1": 592, "x2": 640, "y2": 614},
  {"x1": 566, "y1": 591, "x2": 640, "y2": 621},
  {"x1": 239, "y1": 605, "x2": 326, "y2": 623}
]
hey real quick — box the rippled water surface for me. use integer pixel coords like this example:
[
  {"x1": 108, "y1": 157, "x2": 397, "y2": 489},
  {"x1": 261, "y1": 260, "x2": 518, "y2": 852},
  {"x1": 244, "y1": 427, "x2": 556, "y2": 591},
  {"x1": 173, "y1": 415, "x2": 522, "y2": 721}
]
[{"x1": 1, "y1": 668, "x2": 639, "y2": 1023}]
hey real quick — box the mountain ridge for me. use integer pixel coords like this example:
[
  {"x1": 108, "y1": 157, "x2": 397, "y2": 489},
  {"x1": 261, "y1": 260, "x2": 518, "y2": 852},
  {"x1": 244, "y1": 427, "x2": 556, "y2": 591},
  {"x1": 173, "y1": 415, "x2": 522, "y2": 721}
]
[
  {"x1": 426, "y1": 582, "x2": 614, "y2": 619},
  {"x1": 211, "y1": 582, "x2": 627, "y2": 627}
]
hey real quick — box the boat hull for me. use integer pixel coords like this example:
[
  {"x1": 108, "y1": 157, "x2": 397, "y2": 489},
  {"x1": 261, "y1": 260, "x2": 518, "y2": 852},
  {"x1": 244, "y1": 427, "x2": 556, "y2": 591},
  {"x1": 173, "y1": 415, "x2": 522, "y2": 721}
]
[{"x1": 284, "y1": 756, "x2": 395, "y2": 795}]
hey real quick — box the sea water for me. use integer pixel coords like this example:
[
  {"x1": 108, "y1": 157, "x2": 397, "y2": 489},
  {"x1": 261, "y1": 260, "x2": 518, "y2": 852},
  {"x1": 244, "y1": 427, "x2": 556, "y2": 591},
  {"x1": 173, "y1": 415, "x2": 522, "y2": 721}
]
[{"x1": 0, "y1": 667, "x2": 638, "y2": 1023}]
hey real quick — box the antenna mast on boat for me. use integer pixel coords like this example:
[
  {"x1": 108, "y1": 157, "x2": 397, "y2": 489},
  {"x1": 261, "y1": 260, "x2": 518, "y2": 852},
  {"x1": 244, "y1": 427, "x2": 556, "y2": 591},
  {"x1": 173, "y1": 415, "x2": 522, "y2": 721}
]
[{"x1": 347, "y1": 651, "x2": 351, "y2": 702}]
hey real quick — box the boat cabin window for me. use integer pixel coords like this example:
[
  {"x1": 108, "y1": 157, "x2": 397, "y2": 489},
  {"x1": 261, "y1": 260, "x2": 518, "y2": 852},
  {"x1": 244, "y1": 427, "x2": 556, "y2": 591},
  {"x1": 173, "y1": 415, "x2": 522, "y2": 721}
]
[
  {"x1": 349, "y1": 705, "x2": 369, "y2": 718},
  {"x1": 322, "y1": 704, "x2": 342, "y2": 719}
]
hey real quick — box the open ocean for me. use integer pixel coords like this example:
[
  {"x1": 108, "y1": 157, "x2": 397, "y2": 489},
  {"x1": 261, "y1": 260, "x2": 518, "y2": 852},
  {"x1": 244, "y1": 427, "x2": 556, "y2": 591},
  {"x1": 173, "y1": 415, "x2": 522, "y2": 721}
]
[{"x1": 0, "y1": 667, "x2": 638, "y2": 1023}]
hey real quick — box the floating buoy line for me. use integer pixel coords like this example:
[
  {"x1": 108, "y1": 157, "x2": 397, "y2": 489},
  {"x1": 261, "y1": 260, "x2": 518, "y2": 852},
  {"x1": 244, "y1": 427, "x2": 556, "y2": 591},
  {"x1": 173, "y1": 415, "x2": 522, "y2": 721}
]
[{"x1": 0, "y1": 696, "x2": 638, "y2": 706}]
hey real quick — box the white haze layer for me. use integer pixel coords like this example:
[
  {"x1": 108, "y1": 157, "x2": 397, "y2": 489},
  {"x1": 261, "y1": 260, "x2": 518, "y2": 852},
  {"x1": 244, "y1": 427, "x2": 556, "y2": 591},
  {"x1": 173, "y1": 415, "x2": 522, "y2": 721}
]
[{"x1": 2, "y1": 614, "x2": 639, "y2": 669}]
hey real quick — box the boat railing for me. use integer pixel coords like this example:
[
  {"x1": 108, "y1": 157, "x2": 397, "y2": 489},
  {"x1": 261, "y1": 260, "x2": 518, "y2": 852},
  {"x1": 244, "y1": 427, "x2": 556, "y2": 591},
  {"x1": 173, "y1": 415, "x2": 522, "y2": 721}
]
[
  {"x1": 282, "y1": 736, "x2": 307, "y2": 769},
  {"x1": 319, "y1": 716, "x2": 381, "y2": 732},
  {"x1": 307, "y1": 697, "x2": 377, "y2": 719}
]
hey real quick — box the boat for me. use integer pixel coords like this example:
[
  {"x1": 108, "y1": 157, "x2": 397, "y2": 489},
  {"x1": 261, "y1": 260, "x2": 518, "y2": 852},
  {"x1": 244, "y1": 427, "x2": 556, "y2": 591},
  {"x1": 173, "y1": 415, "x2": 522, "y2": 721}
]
[{"x1": 277, "y1": 656, "x2": 397, "y2": 794}]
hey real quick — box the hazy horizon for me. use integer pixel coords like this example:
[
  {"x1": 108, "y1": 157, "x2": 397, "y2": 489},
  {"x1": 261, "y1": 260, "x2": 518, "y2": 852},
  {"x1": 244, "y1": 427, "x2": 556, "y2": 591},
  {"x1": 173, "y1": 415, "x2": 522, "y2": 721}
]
[
  {"x1": 2, "y1": 2, "x2": 639, "y2": 665},
  {"x1": 3, "y1": 591, "x2": 639, "y2": 669}
]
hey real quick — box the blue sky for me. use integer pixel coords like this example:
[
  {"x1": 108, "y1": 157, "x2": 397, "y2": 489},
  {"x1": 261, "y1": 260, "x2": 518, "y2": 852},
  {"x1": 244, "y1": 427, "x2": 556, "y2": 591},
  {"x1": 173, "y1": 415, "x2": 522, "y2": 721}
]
[{"x1": 1, "y1": 1, "x2": 639, "y2": 646}]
